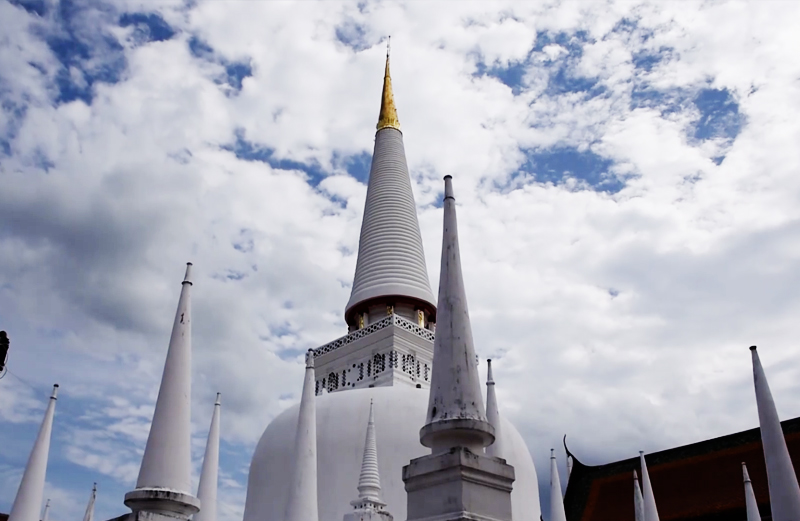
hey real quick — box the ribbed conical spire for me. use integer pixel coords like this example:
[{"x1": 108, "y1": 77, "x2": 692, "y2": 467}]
[
  {"x1": 8, "y1": 384, "x2": 58, "y2": 521},
  {"x1": 550, "y1": 450, "x2": 567, "y2": 521},
  {"x1": 639, "y1": 452, "x2": 660, "y2": 521},
  {"x1": 195, "y1": 393, "x2": 222, "y2": 521},
  {"x1": 355, "y1": 400, "x2": 383, "y2": 503},
  {"x1": 633, "y1": 471, "x2": 644, "y2": 521},
  {"x1": 420, "y1": 176, "x2": 493, "y2": 453},
  {"x1": 125, "y1": 263, "x2": 199, "y2": 517},
  {"x1": 285, "y1": 350, "x2": 319, "y2": 521},
  {"x1": 485, "y1": 359, "x2": 503, "y2": 458},
  {"x1": 41, "y1": 499, "x2": 50, "y2": 521},
  {"x1": 743, "y1": 463, "x2": 762, "y2": 521},
  {"x1": 82, "y1": 483, "x2": 96, "y2": 521},
  {"x1": 750, "y1": 346, "x2": 800, "y2": 521},
  {"x1": 344, "y1": 54, "x2": 436, "y2": 327}
]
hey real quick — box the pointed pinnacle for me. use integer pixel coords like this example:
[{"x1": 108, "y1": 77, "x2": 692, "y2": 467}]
[{"x1": 377, "y1": 49, "x2": 400, "y2": 131}]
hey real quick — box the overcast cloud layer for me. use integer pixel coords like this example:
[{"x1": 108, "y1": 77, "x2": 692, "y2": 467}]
[{"x1": 2, "y1": 0, "x2": 800, "y2": 520}]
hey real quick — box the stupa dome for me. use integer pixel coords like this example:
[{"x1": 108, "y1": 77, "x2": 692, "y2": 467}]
[{"x1": 242, "y1": 385, "x2": 540, "y2": 521}]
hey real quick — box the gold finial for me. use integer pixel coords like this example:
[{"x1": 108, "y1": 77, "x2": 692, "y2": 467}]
[{"x1": 377, "y1": 37, "x2": 400, "y2": 131}]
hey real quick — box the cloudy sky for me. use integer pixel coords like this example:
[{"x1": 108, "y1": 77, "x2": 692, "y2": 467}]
[{"x1": 2, "y1": 0, "x2": 800, "y2": 519}]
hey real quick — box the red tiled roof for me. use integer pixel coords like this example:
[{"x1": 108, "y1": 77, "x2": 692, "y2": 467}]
[{"x1": 564, "y1": 417, "x2": 800, "y2": 521}]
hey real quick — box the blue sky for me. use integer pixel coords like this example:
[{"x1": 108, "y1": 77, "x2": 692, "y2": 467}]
[{"x1": 2, "y1": 1, "x2": 800, "y2": 520}]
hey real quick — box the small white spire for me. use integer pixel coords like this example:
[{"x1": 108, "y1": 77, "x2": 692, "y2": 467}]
[
  {"x1": 566, "y1": 455, "x2": 573, "y2": 483},
  {"x1": 344, "y1": 400, "x2": 392, "y2": 521},
  {"x1": 124, "y1": 263, "x2": 199, "y2": 517},
  {"x1": 639, "y1": 452, "x2": 660, "y2": 521},
  {"x1": 41, "y1": 499, "x2": 50, "y2": 521},
  {"x1": 355, "y1": 400, "x2": 383, "y2": 504},
  {"x1": 421, "y1": 176, "x2": 494, "y2": 454},
  {"x1": 743, "y1": 463, "x2": 762, "y2": 521},
  {"x1": 485, "y1": 360, "x2": 504, "y2": 458},
  {"x1": 82, "y1": 483, "x2": 96, "y2": 521},
  {"x1": 633, "y1": 470, "x2": 644, "y2": 521},
  {"x1": 285, "y1": 350, "x2": 319, "y2": 521},
  {"x1": 9, "y1": 384, "x2": 59, "y2": 521},
  {"x1": 195, "y1": 393, "x2": 222, "y2": 521},
  {"x1": 750, "y1": 346, "x2": 800, "y2": 521},
  {"x1": 550, "y1": 449, "x2": 567, "y2": 521}
]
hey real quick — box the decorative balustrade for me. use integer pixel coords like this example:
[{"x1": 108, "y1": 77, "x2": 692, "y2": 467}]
[{"x1": 312, "y1": 314, "x2": 434, "y2": 358}]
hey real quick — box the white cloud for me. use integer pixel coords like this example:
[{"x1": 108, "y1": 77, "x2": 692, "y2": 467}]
[{"x1": 3, "y1": 0, "x2": 800, "y2": 519}]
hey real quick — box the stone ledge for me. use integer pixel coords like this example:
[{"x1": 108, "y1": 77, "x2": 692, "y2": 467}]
[{"x1": 124, "y1": 488, "x2": 200, "y2": 518}]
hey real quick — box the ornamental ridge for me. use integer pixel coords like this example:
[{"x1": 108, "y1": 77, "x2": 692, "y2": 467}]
[{"x1": 313, "y1": 314, "x2": 434, "y2": 358}]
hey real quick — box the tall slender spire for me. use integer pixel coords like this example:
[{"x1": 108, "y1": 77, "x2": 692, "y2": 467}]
[
  {"x1": 8, "y1": 384, "x2": 58, "y2": 521},
  {"x1": 41, "y1": 499, "x2": 50, "y2": 521},
  {"x1": 550, "y1": 450, "x2": 567, "y2": 521},
  {"x1": 124, "y1": 263, "x2": 199, "y2": 518},
  {"x1": 377, "y1": 39, "x2": 400, "y2": 131},
  {"x1": 195, "y1": 393, "x2": 222, "y2": 521},
  {"x1": 639, "y1": 452, "x2": 660, "y2": 521},
  {"x1": 633, "y1": 471, "x2": 644, "y2": 521},
  {"x1": 420, "y1": 176, "x2": 493, "y2": 453},
  {"x1": 285, "y1": 350, "x2": 319, "y2": 521},
  {"x1": 82, "y1": 483, "x2": 96, "y2": 521},
  {"x1": 485, "y1": 359, "x2": 504, "y2": 458},
  {"x1": 356, "y1": 400, "x2": 382, "y2": 503},
  {"x1": 743, "y1": 463, "x2": 762, "y2": 521},
  {"x1": 750, "y1": 346, "x2": 800, "y2": 521},
  {"x1": 344, "y1": 401, "x2": 392, "y2": 521},
  {"x1": 345, "y1": 50, "x2": 435, "y2": 328},
  {"x1": 403, "y1": 176, "x2": 514, "y2": 521}
]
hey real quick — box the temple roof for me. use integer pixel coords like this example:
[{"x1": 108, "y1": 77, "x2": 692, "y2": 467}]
[{"x1": 563, "y1": 417, "x2": 800, "y2": 521}]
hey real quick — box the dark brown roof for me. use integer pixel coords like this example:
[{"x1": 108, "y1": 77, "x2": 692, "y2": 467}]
[
  {"x1": 1, "y1": 513, "x2": 8, "y2": 521},
  {"x1": 564, "y1": 417, "x2": 800, "y2": 521}
]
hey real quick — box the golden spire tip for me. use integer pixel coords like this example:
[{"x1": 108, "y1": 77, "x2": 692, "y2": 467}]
[{"x1": 377, "y1": 37, "x2": 400, "y2": 131}]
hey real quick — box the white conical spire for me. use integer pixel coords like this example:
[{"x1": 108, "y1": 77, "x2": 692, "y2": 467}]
[
  {"x1": 639, "y1": 452, "x2": 660, "y2": 521},
  {"x1": 195, "y1": 393, "x2": 222, "y2": 521},
  {"x1": 8, "y1": 384, "x2": 59, "y2": 521},
  {"x1": 344, "y1": 55, "x2": 436, "y2": 327},
  {"x1": 743, "y1": 463, "x2": 762, "y2": 521},
  {"x1": 420, "y1": 176, "x2": 494, "y2": 454},
  {"x1": 355, "y1": 400, "x2": 383, "y2": 504},
  {"x1": 124, "y1": 263, "x2": 199, "y2": 518},
  {"x1": 633, "y1": 471, "x2": 644, "y2": 521},
  {"x1": 485, "y1": 359, "x2": 503, "y2": 458},
  {"x1": 41, "y1": 499, "x2": 50, "y2": 521},
  {"x1": 751, "y1": 346, "x2": 800, "y2": 521},
  {"x1": 550, "y1": 450, "x2": 567, "y2": 521},
  {"x1": 285, "y1": 350, "x2": 319, "y2": 521},
  {"x1": 344, "y1": 400, "x2": 392, "y2": 521},
  {"x1": 83, "y1": 483, "x2": 96, "y2": 521},
  {"x1": 135, "y1": 263, "x2": 194, "y2": 492}
]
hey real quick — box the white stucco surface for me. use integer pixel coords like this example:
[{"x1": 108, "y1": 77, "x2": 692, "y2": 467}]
[{"x1": 243, "y1": 386, "x2": 540, "y2": 521}]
